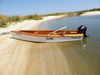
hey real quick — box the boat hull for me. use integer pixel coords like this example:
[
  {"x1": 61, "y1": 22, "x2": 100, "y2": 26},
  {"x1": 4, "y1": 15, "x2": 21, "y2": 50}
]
[{"x1": 11, "y1": 32, "x2": 83, "y2": 42}]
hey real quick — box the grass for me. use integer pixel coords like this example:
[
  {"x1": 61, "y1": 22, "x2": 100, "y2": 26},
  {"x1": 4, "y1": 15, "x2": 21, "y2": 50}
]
[
  {"x1": 25, "y1": 14, "x2": 43, "y2": 20},
  {"x1": 0, "y1": 15, "x2": 8, "y2": 27}
]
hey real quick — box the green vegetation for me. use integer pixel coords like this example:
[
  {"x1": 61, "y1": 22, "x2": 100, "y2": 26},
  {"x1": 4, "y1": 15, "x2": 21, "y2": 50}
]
[
  {"x1": 25, "y1": 14, "x2": 43, "y2": 20},
  {"x1": 0, "y1": 14, "x2": 43, "y2": 27},
  {"x1": 0, "y1": 15, "x2": 8, "y2": 27},
  {"x1": 0, "y1": 15, "x2": 23, "y2": 27},
  {"x1": 0, "y1": 8, "x2": 100, "y2": 27}
]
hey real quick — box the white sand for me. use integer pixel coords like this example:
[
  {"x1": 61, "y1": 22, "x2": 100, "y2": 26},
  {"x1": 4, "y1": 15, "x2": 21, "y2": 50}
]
[
  {"x1": 0, "y1": 15, "x2": 73, "y2": 75},
  {"x1": 80, "y1": 11, "x2": 100, "y2": 16},
  {"x1": 0, "y1": 15, "x2": 64, "y2": 33}
]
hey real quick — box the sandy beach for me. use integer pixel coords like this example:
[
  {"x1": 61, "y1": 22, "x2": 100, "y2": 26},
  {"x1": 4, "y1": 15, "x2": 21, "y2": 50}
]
[
  {"x1": 80, "y1": 11, "x2": 100, "y2": 16},
  {"x1": 0, "y1": 15, "x2": 74, "y2": 75},
  {"x1": 0, "y1": 15, "x2": 64, "y2": 33}
]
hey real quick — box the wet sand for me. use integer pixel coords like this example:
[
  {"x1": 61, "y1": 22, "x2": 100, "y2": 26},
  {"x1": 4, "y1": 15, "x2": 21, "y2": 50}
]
[{"x1": 0, "y1": 15, "x2": 73, "y2": 75}]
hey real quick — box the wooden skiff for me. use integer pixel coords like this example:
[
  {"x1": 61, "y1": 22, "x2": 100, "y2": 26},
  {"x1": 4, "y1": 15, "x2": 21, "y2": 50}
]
[{"x1": 11, "y1": 30, "x2": 84, "y2": 42}]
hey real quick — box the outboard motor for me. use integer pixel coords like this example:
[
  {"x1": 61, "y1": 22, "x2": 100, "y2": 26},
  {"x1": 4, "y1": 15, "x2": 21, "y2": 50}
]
[{"x1": 77, "y1": 25, "x2": 87, "y2": 37}]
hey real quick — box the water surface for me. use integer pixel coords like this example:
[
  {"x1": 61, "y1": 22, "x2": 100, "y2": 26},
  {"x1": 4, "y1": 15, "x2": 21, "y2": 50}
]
[{"x1": 38, "y1": 15, "x2": 100, "y2": 75}]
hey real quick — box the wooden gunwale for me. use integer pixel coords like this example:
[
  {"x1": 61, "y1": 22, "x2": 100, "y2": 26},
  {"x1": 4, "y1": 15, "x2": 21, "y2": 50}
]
[{"x1": 11, "y1": 30, "x2": 83, "y2": 37}]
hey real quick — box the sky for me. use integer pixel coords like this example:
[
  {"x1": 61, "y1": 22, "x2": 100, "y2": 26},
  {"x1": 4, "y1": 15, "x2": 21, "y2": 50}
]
[{"x1": 0, "y1": 0, "x2": 100, "y2": 16}]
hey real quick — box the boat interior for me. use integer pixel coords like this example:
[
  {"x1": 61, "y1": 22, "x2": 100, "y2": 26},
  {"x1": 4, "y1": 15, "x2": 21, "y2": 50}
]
[{"x1": 12, "y1": 30, "x2": 83, "y2": 37}]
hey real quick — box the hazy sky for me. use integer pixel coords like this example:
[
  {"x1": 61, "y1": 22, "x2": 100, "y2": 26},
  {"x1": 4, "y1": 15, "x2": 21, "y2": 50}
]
[{"x1": 0, "y1": 0, "x2": 100, "y2": 16}]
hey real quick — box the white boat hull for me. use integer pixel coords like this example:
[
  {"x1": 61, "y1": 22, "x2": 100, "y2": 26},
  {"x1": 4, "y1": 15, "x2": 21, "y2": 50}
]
[{"x1": 11, "y1": 32, "x2": 83, "y2": 42}]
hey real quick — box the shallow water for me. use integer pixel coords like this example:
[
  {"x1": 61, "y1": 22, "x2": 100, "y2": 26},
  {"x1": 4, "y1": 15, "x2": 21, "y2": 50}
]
[{"x1": 38, "y1": 15, "x2": 100, "y2": 75}]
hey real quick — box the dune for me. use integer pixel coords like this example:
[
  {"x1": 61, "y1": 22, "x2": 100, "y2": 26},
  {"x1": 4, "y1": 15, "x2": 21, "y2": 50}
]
[{"x1": 80, "y1": 11, "x2": 100, "y2": 16}]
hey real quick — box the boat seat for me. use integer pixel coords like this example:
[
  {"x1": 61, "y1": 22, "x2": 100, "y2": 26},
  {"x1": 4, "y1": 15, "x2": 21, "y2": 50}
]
[
  {"x1": 62, "y1": 31, "x2": 70, "y2": 34},
  {"x1": 70, "y1": 32, "x2": 77, "y2": 33},
  {"x1": 57, "y1": 32, "x2": 64, "y2": 35},
  {"x1": 53, "y1": 32, "x2": 57, "y2": 35},
  {"x1": 63, "y1": 32, "x2": 66, "y2": 33},
  {"x1": 34, "y1": 32, "x2": 38, "y2": 34}
]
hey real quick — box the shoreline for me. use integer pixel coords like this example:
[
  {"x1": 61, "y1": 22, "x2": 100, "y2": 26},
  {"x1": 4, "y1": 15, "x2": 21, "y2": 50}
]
[
  {"x1": 20, "y1": 15, "x2": 64, "y2": 30},
  {"x1": 1, "y1": 10, "x2": 100, "y2": 33},
  {"x1": 0, "y1": 15, "x2": 64, "y2": 33},
  {"x1": 80, "y1": 11, "x2": 100, "y2": 16}
]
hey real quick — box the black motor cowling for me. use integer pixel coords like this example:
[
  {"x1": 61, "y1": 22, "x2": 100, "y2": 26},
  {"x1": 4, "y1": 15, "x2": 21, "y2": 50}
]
[{"x1": 77, "y1": 25, "x2": 87, "y2": 37}]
